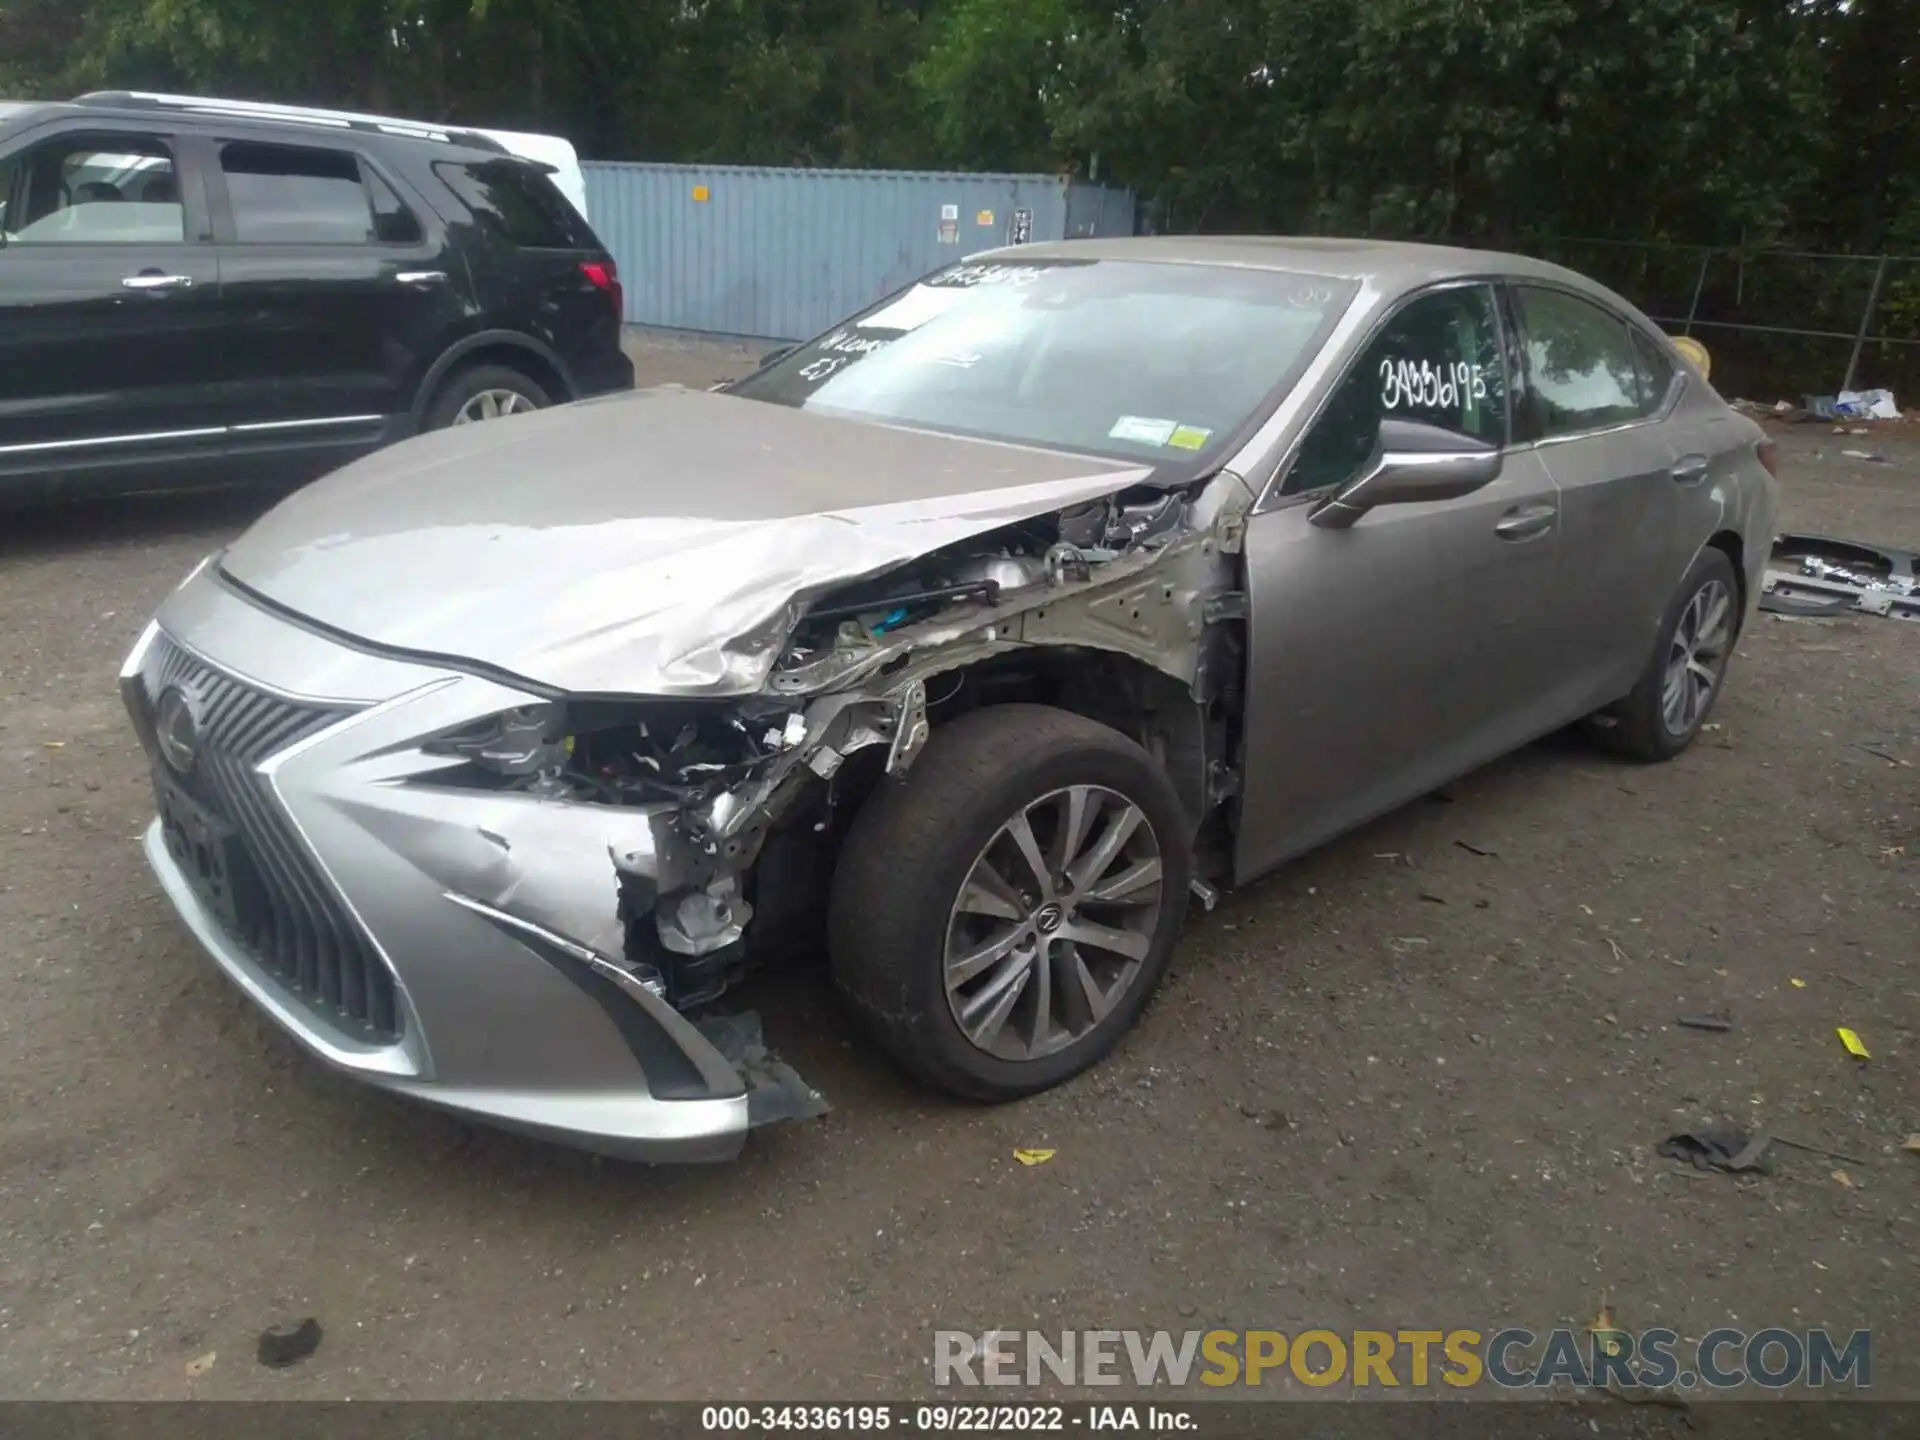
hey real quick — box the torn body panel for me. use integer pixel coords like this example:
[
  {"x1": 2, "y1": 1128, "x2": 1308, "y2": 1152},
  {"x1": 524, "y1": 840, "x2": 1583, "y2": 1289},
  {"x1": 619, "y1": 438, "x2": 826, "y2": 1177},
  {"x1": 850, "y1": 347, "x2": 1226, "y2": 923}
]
[{"x1": 609, "y1": 470, "x2": 1255, "y2": 1000}]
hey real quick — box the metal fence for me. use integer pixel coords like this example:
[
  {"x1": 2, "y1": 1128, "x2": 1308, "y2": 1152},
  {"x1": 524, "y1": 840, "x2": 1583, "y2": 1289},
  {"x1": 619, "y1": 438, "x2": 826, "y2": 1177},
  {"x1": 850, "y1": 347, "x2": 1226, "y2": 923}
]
[
  {"x1": 1531, "y1": 238, "x2": 1920, "y2": 402},
  {"x1": 582, "y1": 161, "x2": 1136, "y2": 341}
]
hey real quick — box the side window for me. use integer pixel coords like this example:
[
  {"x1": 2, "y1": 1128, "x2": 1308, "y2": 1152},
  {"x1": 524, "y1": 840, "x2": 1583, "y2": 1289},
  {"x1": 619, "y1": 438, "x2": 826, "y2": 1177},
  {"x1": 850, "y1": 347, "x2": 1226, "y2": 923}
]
[
  {"x1": 1630, "y1": 328, "x2": 1678, "y2": 416},
  {"x1": 1513, "y1": 286, "x2": 1643, "y2": 437},
  {"x1": 0, "y1": 133, "x2": 184, "y2": 244},
  {"x1": 1285, "y1": 285, "x2": 1508, "y2": 495},
  {"x1": 434, "y1": 160, "x2": 593, "y2": 249},
  {"x1": 221, "y1": 142, "x2": 377, "y2": 244},
  {"x1": 364, "y1": 169, "x2": 425, "y2": 245}
]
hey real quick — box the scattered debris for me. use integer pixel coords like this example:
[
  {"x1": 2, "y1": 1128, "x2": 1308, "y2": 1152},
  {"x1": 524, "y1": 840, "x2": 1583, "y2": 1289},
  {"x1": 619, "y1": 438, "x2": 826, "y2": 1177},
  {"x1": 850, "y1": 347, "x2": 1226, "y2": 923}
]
[
  {"x1": 1658, "y1": 1128, "x2": 1771, "y2": 1174},
  {"x1": 1831, "y1": 1169, "x2": 1854, "y2": 1189},
  {"x1": 1761, "y1": 533, "x2": 1920, "y2": 621},
  {"x1": 256, "y1": 1318, "x2": 323, "y2": 1369},
  {"x1": 1856, "y1": 742, "x2": 1912, "y2": 767},
  {"x1": 1841, "y1": 449, "x2": 1887, "y2": 463},
  {"x1": 1836, "y1": 1027, "x2": 1871, "y2": 1060},
  {"x1": 1454, "y1": 840, "x2": 1497, "y2": 858},
  {"x1": 1676, "y1": 1014, "x2": 1733, "y2": 1033},
  {"x1": 1773, "y1": 1134, "x2": 1868, "y2": 1167},
  {"x1": 185, "y1": 1351, "x2": 217, "y2": 1378},
  {"x1": 1902, "y1": 1135, "x2": 1920, "y2": 1157},
  {"x1": 1013, "y1": 1148, "x2": 1056, "y2": 1166},
  {"x1": 1589, "y1": 1297, "x2": 1629, "y2": 1359},
  {"x1": 1839, "y1": 388, "x2": 1901, "y2": 420},
  {"x1": 1806, "y1": 391, "x2": 1902, "y2": 422},
  {"x1": 1791, "y1": 978, "x2": 1808, "y2": 989},
  {"x1": 1419, "y1": 892, "x2": 1448, "y2": 905}
]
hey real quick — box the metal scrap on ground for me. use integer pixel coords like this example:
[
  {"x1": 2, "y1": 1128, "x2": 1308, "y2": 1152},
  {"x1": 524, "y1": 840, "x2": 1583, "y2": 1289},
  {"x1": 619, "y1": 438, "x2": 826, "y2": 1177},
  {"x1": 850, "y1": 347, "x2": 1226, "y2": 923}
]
[{"x1": 1759, "y1": 533, "x2": 1920, "y2": 620}]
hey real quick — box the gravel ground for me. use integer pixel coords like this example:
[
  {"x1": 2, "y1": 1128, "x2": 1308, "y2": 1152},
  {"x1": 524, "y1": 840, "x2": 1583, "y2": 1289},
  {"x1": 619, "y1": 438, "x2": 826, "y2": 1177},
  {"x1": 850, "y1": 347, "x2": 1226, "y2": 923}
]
[{"x1": 0, "y1": 333, "x2": 1914, "y2": 1405}]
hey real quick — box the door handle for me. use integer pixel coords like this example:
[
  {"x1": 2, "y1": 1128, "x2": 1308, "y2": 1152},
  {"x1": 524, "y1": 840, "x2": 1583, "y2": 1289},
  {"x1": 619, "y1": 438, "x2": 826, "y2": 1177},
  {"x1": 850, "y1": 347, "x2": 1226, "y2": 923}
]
[
  {"x1": 1494, "y1": 502, "x2": 1557, "y2": 542},
  {"x1": 1671, "y1": 454, "x2": 1711, "y2": 485},
  {"x1": 394, "y1": 270, "x2": 448, "y2": 286},
  {"x1": 121, "y1": 273, "x2": 193, "y2": 292}
]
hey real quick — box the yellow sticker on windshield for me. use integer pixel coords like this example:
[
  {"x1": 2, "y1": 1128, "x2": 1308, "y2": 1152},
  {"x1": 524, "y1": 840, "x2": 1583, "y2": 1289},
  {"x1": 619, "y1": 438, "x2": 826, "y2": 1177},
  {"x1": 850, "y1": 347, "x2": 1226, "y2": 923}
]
[{"x1": 1168, "y1": 424, "x2": 1213, "y2": 451}]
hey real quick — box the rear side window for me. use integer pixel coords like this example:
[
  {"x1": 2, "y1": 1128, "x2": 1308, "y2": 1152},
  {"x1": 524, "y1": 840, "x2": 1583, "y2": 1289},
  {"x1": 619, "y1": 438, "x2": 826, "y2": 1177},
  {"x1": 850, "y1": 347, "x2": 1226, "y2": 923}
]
[
  {"x1": 223, "y1": 142, "x2": 377, "y2": 244},
  {"x1": 1630, "y1": 328, "x2": 1678, "y2": 415},
  {"x1": 1513, "y1": 285, "x2": 1643, "y2": 438},
  {"x1": 364, "y1": 169, "x2": 424, "y2": 245},
  {"x1": 435, "y1": 160, "x2": 592, "y2": 249}
]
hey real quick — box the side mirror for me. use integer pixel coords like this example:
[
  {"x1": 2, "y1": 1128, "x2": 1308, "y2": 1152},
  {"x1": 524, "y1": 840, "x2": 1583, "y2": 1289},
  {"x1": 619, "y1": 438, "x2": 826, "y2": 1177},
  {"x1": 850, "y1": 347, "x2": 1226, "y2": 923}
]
[
  {"x1": 759, "y1": 343, "x2": 796, "y2": 368},
  {"x1": 1309, "y1": 417, "x2": 1502, "y2": 530}
]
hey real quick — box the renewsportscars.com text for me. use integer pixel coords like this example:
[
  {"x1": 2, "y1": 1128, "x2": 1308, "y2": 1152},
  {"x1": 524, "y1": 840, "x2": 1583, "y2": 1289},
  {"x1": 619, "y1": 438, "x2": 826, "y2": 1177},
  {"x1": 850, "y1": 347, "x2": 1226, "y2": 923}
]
[{"x1": 934, "y1": 1327, "x2": 1871, "y2": 1391}]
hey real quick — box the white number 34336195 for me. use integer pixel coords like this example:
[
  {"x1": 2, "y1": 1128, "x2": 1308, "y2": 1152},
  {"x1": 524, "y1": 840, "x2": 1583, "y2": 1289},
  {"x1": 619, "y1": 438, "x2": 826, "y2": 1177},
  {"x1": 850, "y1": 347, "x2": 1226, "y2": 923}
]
[{"x1": 1380, "y1": 358, "x2": 1489, "y2": 412}]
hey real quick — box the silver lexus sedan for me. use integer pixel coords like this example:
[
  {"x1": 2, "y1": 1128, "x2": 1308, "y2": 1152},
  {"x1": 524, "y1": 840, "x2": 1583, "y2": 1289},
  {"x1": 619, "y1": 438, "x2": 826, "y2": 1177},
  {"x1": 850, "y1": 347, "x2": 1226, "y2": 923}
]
[{"x1": 122, "y1": 238, "x2": 1779, "y2": 1161}]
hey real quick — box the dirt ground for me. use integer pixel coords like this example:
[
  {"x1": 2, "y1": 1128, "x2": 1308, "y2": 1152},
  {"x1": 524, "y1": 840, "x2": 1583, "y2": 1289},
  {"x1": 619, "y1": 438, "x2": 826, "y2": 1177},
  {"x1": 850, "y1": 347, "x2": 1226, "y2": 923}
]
[{"x1": 0, "y1": 332, "x2": 1914, "y2": 1406}]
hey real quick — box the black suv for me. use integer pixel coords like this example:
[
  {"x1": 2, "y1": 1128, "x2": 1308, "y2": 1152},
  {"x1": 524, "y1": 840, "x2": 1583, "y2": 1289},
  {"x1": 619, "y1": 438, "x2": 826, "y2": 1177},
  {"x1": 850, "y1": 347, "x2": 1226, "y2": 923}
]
[{"x1": 0, "y1": 93, "x2": 633, "y2": 500}]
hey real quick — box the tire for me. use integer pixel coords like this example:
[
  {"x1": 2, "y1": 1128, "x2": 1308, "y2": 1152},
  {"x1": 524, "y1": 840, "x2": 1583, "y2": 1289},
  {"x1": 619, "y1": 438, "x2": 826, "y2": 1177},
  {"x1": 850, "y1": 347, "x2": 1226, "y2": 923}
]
[
  {"x1": 423, "y1": 362, "x2": 552, "y2": 431},
  {"x1": 829, "y1": 704, "x2": 1194, "y2": 1101},
  {"x1": 1581, "y1": 546, "x2": 1741, "y2": 762}
]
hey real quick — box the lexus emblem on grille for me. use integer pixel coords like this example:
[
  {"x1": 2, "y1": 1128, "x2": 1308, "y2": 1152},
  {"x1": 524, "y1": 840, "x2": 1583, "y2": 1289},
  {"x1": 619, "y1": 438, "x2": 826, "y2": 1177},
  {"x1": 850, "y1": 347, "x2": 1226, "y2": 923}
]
[{"x1": 155, "y1": 686, "x2": 200, "y2": 775}]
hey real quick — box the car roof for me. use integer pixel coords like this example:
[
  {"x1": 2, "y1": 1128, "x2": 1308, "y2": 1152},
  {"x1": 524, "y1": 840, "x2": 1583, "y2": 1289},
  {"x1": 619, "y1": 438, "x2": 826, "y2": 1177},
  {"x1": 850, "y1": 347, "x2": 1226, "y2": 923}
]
[
  {"x1": 10, "y1": 93, "x2": 514, "y2": 161},
  {"x1": 0, "y1": 100, "x2": 51, "y2": 131},
  {"x1": 989, "y1": 234, "x2": 1604, "y2": 292}
]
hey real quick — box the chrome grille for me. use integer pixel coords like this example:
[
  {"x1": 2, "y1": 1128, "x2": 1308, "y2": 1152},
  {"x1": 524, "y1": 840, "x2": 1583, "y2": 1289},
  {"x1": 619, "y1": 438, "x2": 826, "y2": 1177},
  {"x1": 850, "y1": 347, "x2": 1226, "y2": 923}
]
[{"x1": 134, "y1": 631, "x2": 403, "y2": 1043}]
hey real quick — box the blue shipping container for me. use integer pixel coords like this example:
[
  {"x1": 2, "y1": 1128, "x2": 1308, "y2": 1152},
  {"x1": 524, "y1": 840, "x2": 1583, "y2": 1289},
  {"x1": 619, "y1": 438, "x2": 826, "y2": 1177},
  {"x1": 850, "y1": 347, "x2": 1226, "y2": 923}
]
[{"x1": 582, "y1": 162, "x2": 1136, "y2": 341}]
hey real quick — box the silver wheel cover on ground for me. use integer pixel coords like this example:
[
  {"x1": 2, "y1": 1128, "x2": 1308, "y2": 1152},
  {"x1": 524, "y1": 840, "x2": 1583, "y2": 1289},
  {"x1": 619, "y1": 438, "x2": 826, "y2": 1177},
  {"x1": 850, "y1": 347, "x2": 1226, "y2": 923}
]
[
  {"x1": 453, "y1": 389, "x2": 537, "y2": 425},
  {"x1": 1662, "y1": 577, "x2": 1733, "y2": 736},
  {"x1": 944, "y1": 785, "x2": 1165, "y2": 1062}
]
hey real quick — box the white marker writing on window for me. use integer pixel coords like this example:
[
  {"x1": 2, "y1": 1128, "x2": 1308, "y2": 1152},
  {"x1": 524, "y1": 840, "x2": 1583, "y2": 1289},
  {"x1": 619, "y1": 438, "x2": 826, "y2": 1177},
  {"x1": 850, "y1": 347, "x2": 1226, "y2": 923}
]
[{"x1": 1379, "y1": 358, "x2": 1488, "y2": 411}]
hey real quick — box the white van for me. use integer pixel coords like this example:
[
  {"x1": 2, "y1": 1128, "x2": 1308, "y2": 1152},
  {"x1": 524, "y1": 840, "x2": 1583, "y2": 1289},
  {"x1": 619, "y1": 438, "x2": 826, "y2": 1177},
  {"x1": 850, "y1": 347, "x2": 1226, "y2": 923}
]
[{"x1": 77, "y1": 91, "x2": 592, "y2": 223}]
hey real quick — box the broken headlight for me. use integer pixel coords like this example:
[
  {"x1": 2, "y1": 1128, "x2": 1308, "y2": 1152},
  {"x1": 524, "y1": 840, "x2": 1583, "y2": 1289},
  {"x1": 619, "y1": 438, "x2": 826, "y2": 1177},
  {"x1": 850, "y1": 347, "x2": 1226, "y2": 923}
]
[
  {"x1": 424, "y1": 701, "x2": 799, "y2": 806},
  {"x1": 430, "y1": 703, "x2": 569, "y2": 778}
]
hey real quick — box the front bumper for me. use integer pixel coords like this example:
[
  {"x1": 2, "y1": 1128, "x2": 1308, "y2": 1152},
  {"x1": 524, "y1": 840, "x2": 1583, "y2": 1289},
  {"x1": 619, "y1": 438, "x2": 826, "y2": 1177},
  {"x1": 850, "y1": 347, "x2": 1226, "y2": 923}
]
[{"x1": 121, "y1": 564, "x2": 787, "y2": 1162}]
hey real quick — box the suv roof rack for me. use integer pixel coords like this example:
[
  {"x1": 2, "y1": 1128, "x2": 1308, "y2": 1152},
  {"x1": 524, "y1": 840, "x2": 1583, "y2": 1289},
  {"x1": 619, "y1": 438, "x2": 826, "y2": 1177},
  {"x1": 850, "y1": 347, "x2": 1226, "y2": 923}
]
[{"x1": 72, "y1": 91, "x2": 510, "y2": 154}]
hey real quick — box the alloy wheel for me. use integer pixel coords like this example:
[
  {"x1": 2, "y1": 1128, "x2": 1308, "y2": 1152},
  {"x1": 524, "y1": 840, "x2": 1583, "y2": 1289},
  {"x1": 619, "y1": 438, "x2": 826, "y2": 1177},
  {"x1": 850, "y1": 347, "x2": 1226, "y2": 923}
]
[
  {"x1": 453, "y1": 389, "x2": 537, "y2": 425},
  {"x1": 943, "y1": 785, "x2": 1165, "y2": 1062},
  {"x1": 1661, "y1": 577, "x2": 1732, "y2": 736}
]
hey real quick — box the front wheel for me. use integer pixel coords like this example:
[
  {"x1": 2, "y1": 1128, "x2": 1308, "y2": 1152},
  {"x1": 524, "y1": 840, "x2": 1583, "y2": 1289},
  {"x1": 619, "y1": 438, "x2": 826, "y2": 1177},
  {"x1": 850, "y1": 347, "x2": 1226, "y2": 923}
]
[
  {"x1": 1582, "y1": 546, "x2": 1740, "y2": 762},
  {"x1": 829, "y1": 704, "x2": 1194, "y2": 1101}
]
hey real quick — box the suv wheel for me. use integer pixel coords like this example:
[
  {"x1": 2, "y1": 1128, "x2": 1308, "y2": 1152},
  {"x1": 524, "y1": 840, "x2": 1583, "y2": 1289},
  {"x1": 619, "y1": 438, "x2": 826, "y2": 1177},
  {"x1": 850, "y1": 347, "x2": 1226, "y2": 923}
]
[
  {"x1": 829, "y1": 705, "x2": 1193, "y2": 1101},
  {"x1": 425, "y1": 363, "x2": 552, "y2": 431}
]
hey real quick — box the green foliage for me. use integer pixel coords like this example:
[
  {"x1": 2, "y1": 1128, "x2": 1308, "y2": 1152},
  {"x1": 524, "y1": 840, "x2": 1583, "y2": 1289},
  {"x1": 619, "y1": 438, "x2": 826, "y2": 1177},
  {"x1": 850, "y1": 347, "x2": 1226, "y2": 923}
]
[{"x1": 0, "y1": 0, "x2": 1913, "y2": 264}]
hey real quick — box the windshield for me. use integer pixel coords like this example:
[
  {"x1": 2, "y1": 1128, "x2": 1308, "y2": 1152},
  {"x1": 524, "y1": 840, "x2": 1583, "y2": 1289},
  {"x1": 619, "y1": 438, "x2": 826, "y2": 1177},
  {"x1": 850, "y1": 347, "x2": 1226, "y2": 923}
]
[{"x1": 729, "y1": 259, "x2": 1357, "y2": 466}]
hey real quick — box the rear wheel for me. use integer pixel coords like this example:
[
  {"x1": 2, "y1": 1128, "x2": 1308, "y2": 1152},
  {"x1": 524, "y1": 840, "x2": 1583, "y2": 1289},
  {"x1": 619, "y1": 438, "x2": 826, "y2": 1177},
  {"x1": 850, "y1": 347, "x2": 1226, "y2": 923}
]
[
  {"x1": 424, "y1": 363, "x2": 552, "y2": 431},
  {"x1": 1582, "y1": 546, "x2": 1740, "y2": 761},
  {"x1": 829, "y1": 704, "x2": 1193, "y2": 1101}
]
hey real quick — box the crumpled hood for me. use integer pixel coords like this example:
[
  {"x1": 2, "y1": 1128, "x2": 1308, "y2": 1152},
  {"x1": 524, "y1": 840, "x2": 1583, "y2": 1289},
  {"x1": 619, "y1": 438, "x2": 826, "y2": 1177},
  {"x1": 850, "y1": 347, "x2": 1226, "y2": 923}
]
[{"x1": 219, "y1": 387, "x2": 1151, "y2": 696}]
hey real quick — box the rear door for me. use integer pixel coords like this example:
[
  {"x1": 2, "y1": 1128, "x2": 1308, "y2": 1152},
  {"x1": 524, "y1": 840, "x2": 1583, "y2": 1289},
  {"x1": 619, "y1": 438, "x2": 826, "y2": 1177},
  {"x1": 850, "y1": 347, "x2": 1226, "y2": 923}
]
[
  {"x1": 206, "y1": 133, "x2": 465, "y2": 448},
  {"x1": 1507, "y1": 283, "x2": 1692, "y2": 708},
  {"x1": 1235, "y1": 281, "x2": 1572, "y2": 882},
  {"x1": 0, "y1": 124, "x2": 224, "y2": 475}
]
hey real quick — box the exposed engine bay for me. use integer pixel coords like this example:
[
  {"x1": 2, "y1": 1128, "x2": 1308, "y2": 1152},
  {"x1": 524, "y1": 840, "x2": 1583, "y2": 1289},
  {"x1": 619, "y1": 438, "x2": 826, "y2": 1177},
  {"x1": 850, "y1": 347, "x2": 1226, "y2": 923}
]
[{"x1": 422, "y1": 477, "x2": 1247, "y2": 1021}]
